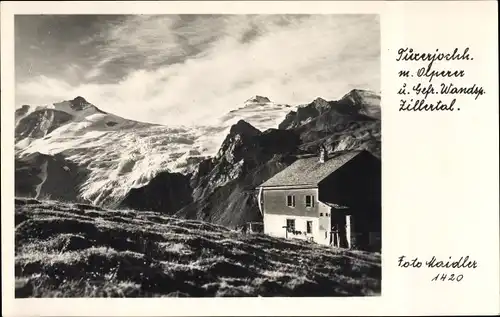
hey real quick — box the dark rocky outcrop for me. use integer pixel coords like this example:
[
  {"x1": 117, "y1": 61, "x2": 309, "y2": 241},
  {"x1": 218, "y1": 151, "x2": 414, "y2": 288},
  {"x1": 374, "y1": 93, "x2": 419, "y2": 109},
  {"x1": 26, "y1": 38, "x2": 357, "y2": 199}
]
[
  {"x1": 190, "y1": 157, "x2": 216, "y2": 190},
  {"x1": 340, "y1": 89, "x2": 381, "y2": 119},
  {"x1": 69, "y1": 96, "x2": 106, "y2": 113},
  {"x1": 193, "y1": 121, "x2": 301, "y2": 202},
  {"x1": 15, "y1": 109, "x2": 74, "y2": 142},
  {"x1": 176, "y1": 154, "x2": 296, "y2": 227},
  {"x1": 15, "y1": 152, "x2": 89, "y2": 202},
  {"x1": 279, "y1": 89, "x2": 381, "y2": 158},
  {"x1": 119, "y1": 172, "x2": 193, "y2": 215},
  {"x1": 120, "y1": 118, "x2": 301, "y2": 220},
  {"x1": 15, "y1": 105, "x2": 32, "y2": 120},
  {"x1": 278, "y1": 97, "x2": 332, "y2": 130},
  {"x1": 174, "y1": 122, "x2": 301, "y2": 226}
]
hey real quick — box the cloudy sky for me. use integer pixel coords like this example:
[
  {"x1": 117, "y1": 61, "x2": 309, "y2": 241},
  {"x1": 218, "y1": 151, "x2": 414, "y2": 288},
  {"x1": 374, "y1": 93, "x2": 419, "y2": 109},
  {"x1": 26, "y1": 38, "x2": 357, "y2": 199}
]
[{"x1": 15, "y1": 14, "x2": 380, "y2": 126}]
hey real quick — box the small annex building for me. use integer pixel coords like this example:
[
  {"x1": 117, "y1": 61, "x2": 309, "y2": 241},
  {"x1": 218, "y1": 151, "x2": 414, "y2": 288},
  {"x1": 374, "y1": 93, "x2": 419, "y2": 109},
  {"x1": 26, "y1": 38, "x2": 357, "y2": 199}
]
[{"x1": 256, "y1": 148, "x2": 381, "y2": 251}]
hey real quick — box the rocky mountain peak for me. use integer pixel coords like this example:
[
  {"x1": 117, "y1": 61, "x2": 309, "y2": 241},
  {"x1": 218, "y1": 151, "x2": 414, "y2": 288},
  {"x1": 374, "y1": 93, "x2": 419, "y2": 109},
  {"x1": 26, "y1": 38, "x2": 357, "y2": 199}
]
[
  {"x1": 229, "y1": 119, "x2": 261, "y2": 136},
  {"x1": 72, "y1": 96, "x2": 88, "y2": 103},
  {"x1": 340, "y1": 89, "x2": 381, "y2": 119},
  {"x1": 69, "y1": 96, "x2": 92, "y2": 111},
  {"x1": 65, "y1": 96, "x2": 107, "y2": 114},
  {"x1": 345, "y1": 88, "x2": 364, "y2": 95},
  {"x1": 312, "y1": 97, "x2": 329, "y2": 105},
  {"x1": 15, "y1": 105, "x2": 32, "y2": 118},
  {"x1": 245, "y1": 95, "x2": 271, "y2": 104},
  {"x1": 277, "y1": 96, "x2": 332, "y2": 130},
  {"x1": 311, "y1": 97, "x2": 331, "y2": 112},
  {"x1": 341, "y1": 89, "x2": 378, "y2": 104}
]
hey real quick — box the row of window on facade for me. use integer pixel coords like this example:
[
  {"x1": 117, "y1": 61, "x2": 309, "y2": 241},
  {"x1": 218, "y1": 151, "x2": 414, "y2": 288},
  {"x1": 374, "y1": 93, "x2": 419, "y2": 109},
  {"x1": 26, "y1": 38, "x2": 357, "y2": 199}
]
[
  {"x1": 286, "y1": 218, "x2": 313, "y2": 234},
  {"x1": 286, "y1": 195, "x2": 330, "y2": 216},
  {"x1": 286, "y1": 194, "x2": 315, "y2": 207}
]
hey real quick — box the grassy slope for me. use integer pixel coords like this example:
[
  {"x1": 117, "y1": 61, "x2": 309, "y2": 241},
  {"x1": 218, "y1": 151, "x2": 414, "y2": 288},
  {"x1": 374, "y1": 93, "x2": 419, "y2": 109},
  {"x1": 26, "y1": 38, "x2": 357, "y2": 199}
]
[{"x1": 15, "y1": 198, "x2": 381, "y2": 297}]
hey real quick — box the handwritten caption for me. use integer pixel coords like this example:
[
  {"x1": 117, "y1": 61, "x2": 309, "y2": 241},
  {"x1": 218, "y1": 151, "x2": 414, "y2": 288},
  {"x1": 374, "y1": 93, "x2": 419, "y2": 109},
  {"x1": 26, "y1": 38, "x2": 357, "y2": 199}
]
[
  {"x1": 398, "y1": 255, "x2": 478, "y2": 282},
  {"x1": 396, "y1": 47, "x2": 485, "y2": 111}
]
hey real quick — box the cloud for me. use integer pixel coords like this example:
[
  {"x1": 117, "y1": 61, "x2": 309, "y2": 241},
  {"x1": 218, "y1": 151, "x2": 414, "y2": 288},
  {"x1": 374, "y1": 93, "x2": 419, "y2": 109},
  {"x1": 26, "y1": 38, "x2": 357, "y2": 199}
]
[{"x1": 16, "y1": 14, "x2": 380, "y2": 126}]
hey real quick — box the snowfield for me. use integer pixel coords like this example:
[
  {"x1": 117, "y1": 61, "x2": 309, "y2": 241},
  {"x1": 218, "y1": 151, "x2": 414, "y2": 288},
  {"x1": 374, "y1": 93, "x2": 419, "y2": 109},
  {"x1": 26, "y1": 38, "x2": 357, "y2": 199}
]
[{"x1": 15, "y1": 97, "x2": 296, "y2": 206}]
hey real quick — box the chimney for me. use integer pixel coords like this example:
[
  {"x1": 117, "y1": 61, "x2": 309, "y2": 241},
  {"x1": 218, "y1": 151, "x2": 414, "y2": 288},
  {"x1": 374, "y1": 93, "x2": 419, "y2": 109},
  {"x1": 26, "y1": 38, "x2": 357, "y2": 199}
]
[{"x1": 319, "y1": 144, "x2": 327, "y2": 163}]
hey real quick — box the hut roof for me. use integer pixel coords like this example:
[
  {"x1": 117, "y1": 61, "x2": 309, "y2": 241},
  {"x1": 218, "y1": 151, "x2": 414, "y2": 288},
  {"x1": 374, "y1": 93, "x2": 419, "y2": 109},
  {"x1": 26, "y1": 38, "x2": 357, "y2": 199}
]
[{"x1": 258, "y1": 150, "x2": 365, "y2": 188}]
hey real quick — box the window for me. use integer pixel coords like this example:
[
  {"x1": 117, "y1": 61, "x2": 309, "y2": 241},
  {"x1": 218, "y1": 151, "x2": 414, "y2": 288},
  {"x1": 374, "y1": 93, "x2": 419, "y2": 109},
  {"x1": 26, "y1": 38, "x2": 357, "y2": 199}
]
[
  {"x1": 305, "y1": 195, "x2": 315, "y2": 208},
  {"x1": 286, "y1": 195, "x2": 296, "y2": 207},
  {"x1": 306, "y1": 221, "x2": 313, "y2": 234},
  {"x1": 286, "y1": 219, "x2": 295, "y2": 231},
  {"x1": 320, "y1": 213, "x2": 323, "y2": 216},
  {"x1": 325, "y1": 213, "x2": 329, "y2": 216}
]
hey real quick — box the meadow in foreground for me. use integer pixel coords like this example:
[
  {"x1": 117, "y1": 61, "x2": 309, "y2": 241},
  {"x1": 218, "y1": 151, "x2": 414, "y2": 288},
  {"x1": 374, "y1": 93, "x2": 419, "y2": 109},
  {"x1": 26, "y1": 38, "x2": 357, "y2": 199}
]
[{"x1": 15, "y1": 198, "x2": 381, "y2": 297}]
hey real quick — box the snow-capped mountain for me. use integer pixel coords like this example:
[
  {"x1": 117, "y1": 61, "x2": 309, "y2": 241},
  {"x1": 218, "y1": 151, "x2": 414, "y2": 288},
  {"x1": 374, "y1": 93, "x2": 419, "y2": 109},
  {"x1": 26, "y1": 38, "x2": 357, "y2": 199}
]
[
  {"x1": 14, "y1": 95, "x2": 295, "y2": 206},
  {"x1": 216, "y1": 95, "x2": 294, "y2": 134},
  {"x1": 120, "y1": 89, "x2": 381, "y2": 228}
]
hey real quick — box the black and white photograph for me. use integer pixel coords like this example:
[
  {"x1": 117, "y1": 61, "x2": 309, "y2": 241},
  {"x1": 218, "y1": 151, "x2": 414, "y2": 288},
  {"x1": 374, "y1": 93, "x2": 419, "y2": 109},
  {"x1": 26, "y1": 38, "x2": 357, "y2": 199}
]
[{"x1": 14, "y1": 14, "x2": 381, "y2": 297}]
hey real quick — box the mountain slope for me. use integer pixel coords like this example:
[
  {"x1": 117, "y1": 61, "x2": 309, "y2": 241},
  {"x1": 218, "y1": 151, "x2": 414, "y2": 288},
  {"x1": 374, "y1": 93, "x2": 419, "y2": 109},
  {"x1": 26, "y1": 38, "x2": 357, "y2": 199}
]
[
  {"x1": 15, "y1": 198, "x2": 381, "y2": 297},
  {"x1": 340, "y1": 89, "x2": 381, "y2": 119},
  {"x1": 278, "y1": 97, "x2": 332, "y2": 130},
  {"x1": 119, "y1": 171, "x2": 193, "y2": 214},
  {"x1": 15, "y1": 109, "x2": 73, "y2": 142},
  {"x1": 15, "y1": 90, "x2": 380, "y2": 224},
  {"x1": 174, "y1": 126, "x2": 301, "y2": 225},
  {"x1": 15, "y1": 97, "x2": 181, "y2": 205},
  {"x1": 15, "y1": 96, "x2": 294, "y2": 206},
  {"x1": 121, "y1": 89, "x2": 381, "y2": 227},
  {"x1": 281, "y1": 89, "x2": 381, "y2": 157},
  {"x1": 15, "y1": 152, "x2": 89, "y2": 202},
  {"x1": 118, "y1": 120, "x2": 301, "y2": 221},
  {"x1": 177, "y1": 89, "x2": 381, "y2": 227},
  {"x1": 219, "y1": 96, "x2": 294, "y2": 132}
]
